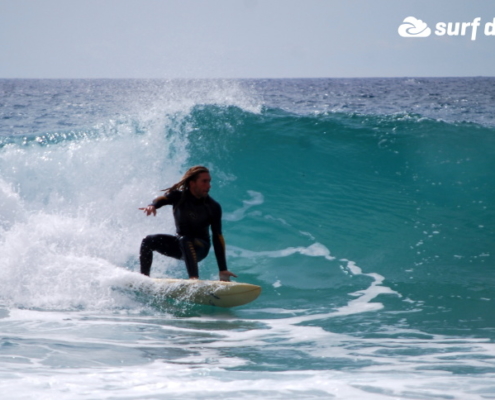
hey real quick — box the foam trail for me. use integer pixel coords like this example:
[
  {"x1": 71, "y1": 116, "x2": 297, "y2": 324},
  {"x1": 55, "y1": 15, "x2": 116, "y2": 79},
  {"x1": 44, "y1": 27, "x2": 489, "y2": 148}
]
[
  {"x1": 333, "y1": 259, "x2": 401, "y2": 315},
  {"x1": 229, "y1": 242, "x2": 335, "y2": 261},
  {"x1": 224, "y1": 190, "x2": 264, "y2": 221},
  {"x1": 230, "y1": 239, "x2": 400, "y2": 320}
]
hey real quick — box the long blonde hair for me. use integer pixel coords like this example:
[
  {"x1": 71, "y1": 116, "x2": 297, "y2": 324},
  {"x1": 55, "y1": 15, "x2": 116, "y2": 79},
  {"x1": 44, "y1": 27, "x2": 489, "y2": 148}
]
[{"x1": 162, "y1": 165, "x2": 210, "y2": 194}]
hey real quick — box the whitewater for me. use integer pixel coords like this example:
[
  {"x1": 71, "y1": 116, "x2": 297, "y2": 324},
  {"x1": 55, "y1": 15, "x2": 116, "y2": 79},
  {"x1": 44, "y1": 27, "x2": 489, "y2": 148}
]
[{"x1": 0, "y1": 78, "x2": 494, "y2": 399}]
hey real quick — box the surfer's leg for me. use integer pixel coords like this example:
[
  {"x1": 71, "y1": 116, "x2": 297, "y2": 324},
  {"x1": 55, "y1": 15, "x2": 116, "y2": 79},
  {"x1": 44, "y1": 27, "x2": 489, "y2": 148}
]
[
  {"x1": 139, "y1": 234, "x2": 181, "y2": 276},
  {"x1": 178, "y1": 237, "x2": 210, "y2": 279},
  {"x1": 178, "y1": 236, "x2": 199, "y2": 278}
]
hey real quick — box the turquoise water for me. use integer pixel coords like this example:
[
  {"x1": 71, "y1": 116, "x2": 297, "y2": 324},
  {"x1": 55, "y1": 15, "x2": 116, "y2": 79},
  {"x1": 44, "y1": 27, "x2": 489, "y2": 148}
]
[{"x1": 1, "y1": 78, "x2": 495, "y2": 399}]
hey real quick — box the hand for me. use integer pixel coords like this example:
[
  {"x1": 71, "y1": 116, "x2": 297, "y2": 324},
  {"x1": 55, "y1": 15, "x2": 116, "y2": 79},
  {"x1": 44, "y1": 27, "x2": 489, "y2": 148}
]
[
  {"x1": 219, "y1": 270, "x2": 237, "y2": 282},
  {"x1": 139, "y1": 205, "x2": 156, "y2": 216}
]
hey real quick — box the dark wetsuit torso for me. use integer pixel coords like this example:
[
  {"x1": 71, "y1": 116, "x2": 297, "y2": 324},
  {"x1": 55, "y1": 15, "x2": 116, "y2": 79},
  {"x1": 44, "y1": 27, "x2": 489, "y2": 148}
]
[{"x1": 139, "y1": 190, "x2": 227, "y2": 277}]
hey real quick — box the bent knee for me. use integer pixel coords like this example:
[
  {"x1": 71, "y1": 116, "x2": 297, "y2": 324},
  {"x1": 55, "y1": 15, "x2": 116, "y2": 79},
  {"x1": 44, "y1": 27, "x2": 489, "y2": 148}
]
[{"x1": 141, "y1": 235, "x2": 156, "y2": 248}]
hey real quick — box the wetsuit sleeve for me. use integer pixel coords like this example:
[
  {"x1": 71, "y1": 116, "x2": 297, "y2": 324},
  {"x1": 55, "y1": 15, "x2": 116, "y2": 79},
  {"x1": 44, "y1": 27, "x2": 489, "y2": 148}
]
[
  {"x1": 151, "y1": 191, "x2": 180, "y2": 209},
  {"x1": 210, "y1": 202, "x2": 228, "y2": 272}
]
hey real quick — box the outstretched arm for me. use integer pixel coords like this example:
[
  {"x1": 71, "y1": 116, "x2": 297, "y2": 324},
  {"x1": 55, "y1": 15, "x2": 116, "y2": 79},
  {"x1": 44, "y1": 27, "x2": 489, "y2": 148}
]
[{"x1": 139, "y1": 193, "x2": 177, "y2": 216}]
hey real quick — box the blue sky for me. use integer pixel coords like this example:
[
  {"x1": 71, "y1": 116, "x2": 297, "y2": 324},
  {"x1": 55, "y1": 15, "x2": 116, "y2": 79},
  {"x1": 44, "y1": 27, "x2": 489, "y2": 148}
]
[{"x1": 1, "y1": 0, "x2": 494, "y2": 78}]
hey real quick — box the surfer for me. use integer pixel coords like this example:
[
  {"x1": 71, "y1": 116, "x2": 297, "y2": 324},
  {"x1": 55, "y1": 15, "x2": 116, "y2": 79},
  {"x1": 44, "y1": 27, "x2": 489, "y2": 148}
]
[{"x1": 139, "y1": 166, "x2": 237, "y2": 282}]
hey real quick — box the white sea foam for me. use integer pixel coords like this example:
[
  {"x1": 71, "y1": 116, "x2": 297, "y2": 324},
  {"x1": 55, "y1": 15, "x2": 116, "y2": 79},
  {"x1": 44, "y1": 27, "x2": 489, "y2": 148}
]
[
  {"x1": 224, "y1": 190, "x2": 264, "y2": 221},
  {"x1": 2, "y1": 308, "x2": 495, "y2": 400}
]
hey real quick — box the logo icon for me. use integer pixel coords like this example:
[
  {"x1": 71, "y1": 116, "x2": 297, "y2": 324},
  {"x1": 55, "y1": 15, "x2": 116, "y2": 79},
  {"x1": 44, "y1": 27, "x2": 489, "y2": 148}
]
[{"x1": 398, "y1": 16, "x2": 431, "y2": 37}]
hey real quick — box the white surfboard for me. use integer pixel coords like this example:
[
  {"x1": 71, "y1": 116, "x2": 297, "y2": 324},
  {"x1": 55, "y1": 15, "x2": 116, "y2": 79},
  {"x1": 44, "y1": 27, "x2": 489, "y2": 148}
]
[{"x1": 131, "y1": 278, "x2": 262, "y2": 308}]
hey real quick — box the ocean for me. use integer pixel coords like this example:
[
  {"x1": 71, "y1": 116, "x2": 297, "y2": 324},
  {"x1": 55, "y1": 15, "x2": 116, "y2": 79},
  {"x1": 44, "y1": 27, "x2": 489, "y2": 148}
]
[{"x1": 0, "y1": 77, "x2": 494, "y2": 399}]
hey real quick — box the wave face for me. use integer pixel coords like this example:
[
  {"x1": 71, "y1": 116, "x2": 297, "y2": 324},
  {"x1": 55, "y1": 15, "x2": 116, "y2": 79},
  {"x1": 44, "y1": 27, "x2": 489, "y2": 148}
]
[{"x1": 1, "y1": 78, "x2": 495, "y2": 399}]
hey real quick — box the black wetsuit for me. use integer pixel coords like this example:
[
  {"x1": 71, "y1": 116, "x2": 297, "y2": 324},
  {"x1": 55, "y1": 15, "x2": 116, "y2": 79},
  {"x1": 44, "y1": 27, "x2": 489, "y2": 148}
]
[{"x1": 139, "y1": 189, "x2": 227, "y2": 278}]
